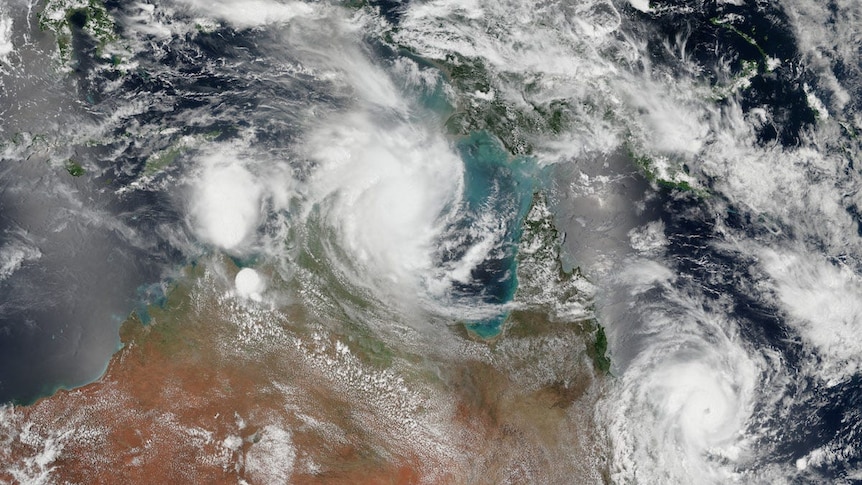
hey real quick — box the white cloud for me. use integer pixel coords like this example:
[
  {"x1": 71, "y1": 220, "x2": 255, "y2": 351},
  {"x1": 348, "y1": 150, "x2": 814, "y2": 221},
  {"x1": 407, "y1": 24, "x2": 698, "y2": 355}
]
[
  {"x1": 305, "y1": 112, "x2": 464, "y2": 300},
  {"x1": 190, "y1": 151, "x2": 263, "y2": 251},
  {"x1": 0, "y1": 10, "x2": 12, "y2": 62},
  {"x1": 172, "y1": 0, "x2": 316, "y2": 29},
  {"x1": 0, "y1": 239, "x2": 41, "y2": 281},
  {"x1": 235, "y1": 268, "x2": 266, "y2": 301},
  {"x1": 244, "y1": 425, "x2": 296, "y2": 483},
  {"x1": 759, "y1": 249, "x2": 862, "y2": 385}
]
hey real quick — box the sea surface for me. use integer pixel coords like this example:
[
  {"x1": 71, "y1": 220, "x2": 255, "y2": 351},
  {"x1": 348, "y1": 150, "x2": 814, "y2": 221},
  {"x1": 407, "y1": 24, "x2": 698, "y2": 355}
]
[{"x1": 1, "y1": 0, "x2": 862, "y2": 481}]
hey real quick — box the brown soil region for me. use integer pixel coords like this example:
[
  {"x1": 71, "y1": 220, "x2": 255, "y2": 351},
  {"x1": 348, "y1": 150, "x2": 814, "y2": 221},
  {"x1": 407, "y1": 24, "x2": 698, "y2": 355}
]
[{"x1": 0, "y1": 264, "x2": 607, "y2": 484}]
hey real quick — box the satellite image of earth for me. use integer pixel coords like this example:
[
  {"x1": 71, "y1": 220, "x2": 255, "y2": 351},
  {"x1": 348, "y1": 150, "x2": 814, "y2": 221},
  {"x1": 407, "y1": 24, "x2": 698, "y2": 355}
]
[{"x1": 1, "y1": 0, "x2": 861, "y2": 483}]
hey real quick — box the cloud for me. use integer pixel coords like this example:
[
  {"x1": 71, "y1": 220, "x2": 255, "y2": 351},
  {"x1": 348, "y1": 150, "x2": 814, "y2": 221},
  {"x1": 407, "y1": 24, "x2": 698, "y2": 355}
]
[
  {"x1": 172, "y1": 0, "x2": 316, "y2": 29},
  {"x1": 305, "y1": 112, "x2": 464, "y2": 300},
  {"x1": 0, "y1": 9, "x2": 12, "y2": 62},
  {"x1": 189, "y1": 151, "x2": 264, "y2": 252},
  {"x1": 0, "y1": 238, "x2": 41, "y2": 281},
  {"x1": 759, "y1": 248, "x2": 862, "y2": 385},
  {"x1": 235, "y1": 268, "x2": 266, "y2": 301}
]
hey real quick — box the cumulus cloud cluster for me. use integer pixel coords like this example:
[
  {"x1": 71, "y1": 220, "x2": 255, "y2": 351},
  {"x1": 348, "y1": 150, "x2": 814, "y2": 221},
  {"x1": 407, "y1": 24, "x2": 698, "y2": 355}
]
[{"x1": 190, "y1": 154, "x2": 263, "y2": 251}]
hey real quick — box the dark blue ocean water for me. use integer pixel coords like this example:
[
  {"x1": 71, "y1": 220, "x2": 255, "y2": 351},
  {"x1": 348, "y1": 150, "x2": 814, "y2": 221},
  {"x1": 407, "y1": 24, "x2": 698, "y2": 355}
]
[
  {"x1": 449, "y1": 131, "x2": 537, "y2": 337},
  {"x1": 2, "y1": 3, "x2": 860, "y2": 481},
  {"x1": 653, "y1": 188, "x2": 862, "y2": 479},
  {"x1": 0, "y1": 157, "x2": 179, "y2": 404}
]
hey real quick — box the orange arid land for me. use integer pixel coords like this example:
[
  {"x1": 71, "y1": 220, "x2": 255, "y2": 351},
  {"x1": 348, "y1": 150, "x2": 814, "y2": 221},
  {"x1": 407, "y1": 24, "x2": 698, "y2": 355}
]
[{"x1": 1, "y1": 247, "x2": 607, "y2": 484}]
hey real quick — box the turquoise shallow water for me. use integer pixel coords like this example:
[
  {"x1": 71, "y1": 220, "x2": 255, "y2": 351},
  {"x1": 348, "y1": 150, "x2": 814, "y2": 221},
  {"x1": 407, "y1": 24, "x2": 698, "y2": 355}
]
[
  {"x1": 453, "y1": 131, "x2": 539, "y2": 337},
  {"x1": 411, "y1": 65, "x2": 543, "y2": 338},
  {"x1": 466, "y1": 313, "x2": 510, "y2": 339},
  {"x1": 133, "y1": 282, "x2": 169, "y2": 325}
]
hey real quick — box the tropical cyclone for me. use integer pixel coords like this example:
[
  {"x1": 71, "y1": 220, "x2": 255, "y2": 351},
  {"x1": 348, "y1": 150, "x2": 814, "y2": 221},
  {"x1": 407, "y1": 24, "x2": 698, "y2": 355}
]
[{"x1": 2, "y1": 0, "x2": 862, "y2": 482}]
